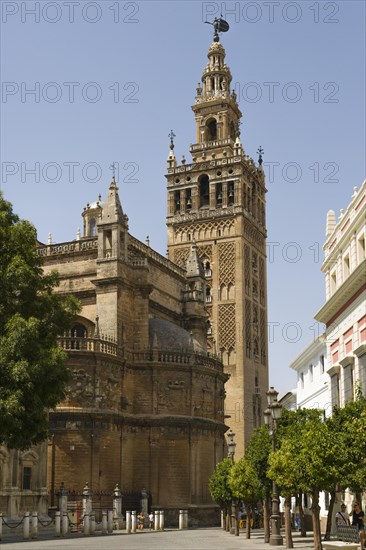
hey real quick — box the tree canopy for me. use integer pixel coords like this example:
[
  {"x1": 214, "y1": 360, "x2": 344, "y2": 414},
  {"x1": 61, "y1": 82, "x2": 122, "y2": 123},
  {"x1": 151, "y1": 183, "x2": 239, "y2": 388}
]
[
  {"x1": 0, "y1": 194, "x2": 79, "y2": 449},
  {"x1": 209, "y1": 457, "x2": 233, "y2": 508}
]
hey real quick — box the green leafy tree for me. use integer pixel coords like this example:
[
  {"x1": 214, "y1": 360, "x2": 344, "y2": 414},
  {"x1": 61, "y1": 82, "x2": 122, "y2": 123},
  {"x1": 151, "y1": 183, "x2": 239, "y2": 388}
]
[
  {"x1": 0, "y1": 194, "x2": 79, "y2": 449},
  {"x1": 321, "y1": 388, "x2": 366, "y2": 540},
  {"x1": 245, "y1": 426, "x2": 272, "y2": 542},
  {"x1": 209, "y1": 457, "x2": 233, "y2": 531},
  {"x1": 228, "y1": 457, "x2": 263, "y2": 538},
  {"x1": 269, "y1": 410, "x2": 344, "y2": 550}
]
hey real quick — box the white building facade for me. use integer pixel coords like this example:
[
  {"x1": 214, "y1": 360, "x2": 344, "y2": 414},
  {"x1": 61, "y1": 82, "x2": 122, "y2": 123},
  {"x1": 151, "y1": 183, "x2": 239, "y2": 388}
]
[
  {"x1": 315, "y1": 181, "x2": 366, "y2": 406},
  {"x1": 289, "y1": 336, "x2": 330, "y2": 415},
  {"x1": 283, "y1": 180, "x2": 366, "y2": 529}
]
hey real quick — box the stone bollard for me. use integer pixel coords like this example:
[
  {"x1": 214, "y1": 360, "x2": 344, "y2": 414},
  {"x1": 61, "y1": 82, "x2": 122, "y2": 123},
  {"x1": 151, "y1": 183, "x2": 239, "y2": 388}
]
[
  {"x1": 154, "y1": 510, "x2": 159, "y2": 531},
  {"x1": 113, "y1": 484, "x2": 122, "y2": 528},
  {"x1": 90, "y1": 513, "x2": 96, "y2": 535},
  {"x1": 83, "y1": 513, "x2": 90, "y2": 536},
  {"x1": 131, "y1": 510, "x2": 137, "y2": 533},
  {"x1": 102, "y1": 510, "x2": 108, "y2": 534},
  {"x1": 221, "y1": 509, "x2": 224, "y2": 529},
  {"x1": 107, "y1": 510, "x2": 114, "y2": 534},
  {"x1": 31, "y1": 511, "x2": 38, "y2": 539},
  {"x1": 58, "y1": 482, "x2": 68, "y2": 515},
  {"x1": 159, "y1": 510, "x2": 164, "y2": 531},
  {"x1": 23, "y1": 511, "x2": 30, "y2": 540},
  {"x1": 184, "y1": 509, "x2": 188, "y2": 529},
  {"x1": 0, "y1": 512, "x2": 3, "y2": 541},
  {"x1": 179, "y1": 509, "x2": 184, "y2": 530},
  {"x1": 82, "y1": 482, "x2": 93, "y2": 517},
  {"x1": 55, "y1": 510, "x2": 61, "y2": 537},
  {"x1": 126, "y1": 511, "x2": 131, "y2": 533},
  {"x1": 62, "y1": 511, "x2": 68, "y2": 536}
]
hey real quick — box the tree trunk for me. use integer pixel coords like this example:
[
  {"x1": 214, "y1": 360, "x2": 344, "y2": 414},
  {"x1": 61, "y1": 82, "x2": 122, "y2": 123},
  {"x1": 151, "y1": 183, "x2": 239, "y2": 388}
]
[
  {"x1": 311, "y1": 487, "x2": 322, "y2": 550},
  {"x1": 264, "y1": 494, "x2": 270, "y2": 543},
  {"x1": 299, "y1": 492, "x2": 307, "y2": 537},
  {"x1": 225, "y1": 506, "x2": 230, "y2": 531},
  {"x1": 246, "y1": 505, "x2": 251, "y2": 539},
  {"x1": 235, "y1": 503, "x2": 239, "y2": 536},
  {"x1": 284, "y1": 495, "x2": 294, "y2": 548},
  {"x1": 324, "y1": 487, "x2": 336, "y2": 541}
]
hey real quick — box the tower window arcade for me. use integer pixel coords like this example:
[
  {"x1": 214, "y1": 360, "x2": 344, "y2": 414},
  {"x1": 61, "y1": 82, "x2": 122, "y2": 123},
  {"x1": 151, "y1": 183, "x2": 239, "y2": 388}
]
[
  {"x1": 199, "y1": 174, "x2": 210, "y2": 208},
  {"x1": 206, "y1": 118, "x2": 217, "y2": 141}
]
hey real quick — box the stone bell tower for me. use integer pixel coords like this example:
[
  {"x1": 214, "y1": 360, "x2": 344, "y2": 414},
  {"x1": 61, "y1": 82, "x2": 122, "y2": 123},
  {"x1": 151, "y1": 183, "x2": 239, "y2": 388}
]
[{"x1": 166, "y1": 37, "x2": 269, "y2": 455}]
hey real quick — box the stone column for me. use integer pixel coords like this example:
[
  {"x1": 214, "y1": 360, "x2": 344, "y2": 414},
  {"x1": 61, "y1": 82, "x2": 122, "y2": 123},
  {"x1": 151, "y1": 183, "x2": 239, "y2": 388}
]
[
  {"x1": 82, "y1": 482, "x2": 92, "y2": 516},
  {"x1": 23, "y1": 512, "x2": 30, "y2": 540},
  {"x1": 154, "y1": 510, "x2": 159, "y2": 531},
  {"x1": 159, "y1": 510, "x2": 164, "y2": 531},
  {"x1": 113, "y1": 483, "x2": 122, "y2": 528},
  {"x1": 58, "y1": 482, "x2": 68, "y2": 515},
  {"x1": 140, "y1": 488, "x2": 148, "y2": 517},
  {"x1": 107, "y1": 510, "x2": 114, "y2": 534},
  {"x1": 90, "y1": 513, "x2": 95, "y2": 535},
  {"x1": 131, "y1": 511, "x2": 137, "y2": 533},
  {"x1": 179, "y1": 509, "x2": 184, "y2": 530},
  {"x1": 184, "y1": 509, "x2": 188, "y2": 529},
  {"x1": 83, "y1": 514, "x2": 90, "y2": 536},
  {"x1": 31, "y1": 511, "x2": 38, "y2": 539},
  {"x1": 101, "y1": 511, "x2": 107, "y2": 534},
  {"x1": 54, "y1": 511, "x2": 61, "y2": 536},
  {"x1": 126, "y1": 511, "x2": 131, "y2": 533},
  {"x1": 62, "y1": 511, "x2": 68, "y2": 536}
]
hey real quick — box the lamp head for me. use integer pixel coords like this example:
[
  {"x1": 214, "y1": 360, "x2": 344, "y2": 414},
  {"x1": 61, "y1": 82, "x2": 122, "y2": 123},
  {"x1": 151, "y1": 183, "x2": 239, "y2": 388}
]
[
  {"x1": 266, "y1": 386, "x2": 279, "y2": 405},
  {"x1": 271, "y1": 400, "x2": 283, "y2": 420},
  {"x1": 264, "y1": 408, "x2": 271, "y2": 426}
]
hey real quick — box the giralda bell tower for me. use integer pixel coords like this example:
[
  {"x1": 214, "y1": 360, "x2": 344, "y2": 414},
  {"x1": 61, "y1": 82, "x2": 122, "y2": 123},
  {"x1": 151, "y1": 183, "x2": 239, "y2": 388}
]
[{"x1": 166, "y1": 25, "x2": 269, "y2": 455}]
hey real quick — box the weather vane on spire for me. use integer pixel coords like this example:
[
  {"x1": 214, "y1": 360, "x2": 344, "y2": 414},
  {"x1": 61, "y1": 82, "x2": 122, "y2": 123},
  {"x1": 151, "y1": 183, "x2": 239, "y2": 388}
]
[
  {"x1": 109, "y1": 162, "x2": 117, "y2": 180},
  {"x1": 257, "y1": 146, "x2": 264, "y2": 166},
  {"x1": 205, "y1": 16, "x2": 230, "y2": 42},
  {"x1": 168, "y1": 130, "x2": 176, "y2": 150}
]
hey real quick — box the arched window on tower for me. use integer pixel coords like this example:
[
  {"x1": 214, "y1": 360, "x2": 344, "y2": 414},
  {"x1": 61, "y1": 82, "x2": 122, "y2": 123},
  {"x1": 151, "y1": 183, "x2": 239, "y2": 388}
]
[
  {"x1": 89, "y1": 218, "x2": 96, "y2": 237},
  {"x1": 206, "y1": 118, "x2": 217, "y2": 141},
  {"x1": 204, "y1": 260, "x2": 212, "y2": 278},
  {"x1": 205, "y1": 286, "x2": 212, "y2": 303},
  {"x1": 228, "y1": 181, "x2": 235, "y2": 206},
  {"x1": 186, "y1": 189, "x2": 192, "y2": 210},
  {"x1": 174, "y1": 191, "x2": 181, "y2": 213},
  {"x1": 216, "y1": 182, "x2": 223, "y2": 206},
  {"x1": 198, "y1": 174, "x2": 210, "y2": 208}
]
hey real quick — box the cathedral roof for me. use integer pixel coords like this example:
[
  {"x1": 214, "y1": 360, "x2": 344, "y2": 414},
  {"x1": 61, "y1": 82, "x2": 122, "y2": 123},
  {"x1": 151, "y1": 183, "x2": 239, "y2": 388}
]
[{"x1": 149, "y1": 318, "x2": 205, "y2": 354}]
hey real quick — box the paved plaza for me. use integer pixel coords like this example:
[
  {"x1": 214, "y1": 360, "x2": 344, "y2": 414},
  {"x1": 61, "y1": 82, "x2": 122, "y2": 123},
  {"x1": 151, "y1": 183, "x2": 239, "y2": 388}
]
[{"x1": 1, "y1": 529, "x2": 316, "y2": 550}]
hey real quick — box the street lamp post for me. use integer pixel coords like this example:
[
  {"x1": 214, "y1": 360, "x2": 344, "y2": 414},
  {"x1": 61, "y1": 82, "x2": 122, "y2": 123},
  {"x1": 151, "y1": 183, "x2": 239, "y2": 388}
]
[
  {"x1": 226, "y1": 430, "x2": 238, "y2": 536},
  {"x1": 264, "y1": 387, "x2": 283, "y2": 546}
]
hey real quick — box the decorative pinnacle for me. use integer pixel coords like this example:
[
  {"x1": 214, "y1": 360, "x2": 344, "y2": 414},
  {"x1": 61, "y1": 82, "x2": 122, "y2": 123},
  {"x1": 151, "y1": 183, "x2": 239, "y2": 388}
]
[
  {"x1": 236, "y1": 120, "x2": 242, "y2": 138},
  {"x1": 257, "y1": 146, "x2": 264, "y2": 166},
  {"x1": 168, "y1": 129, "x2": 176, "y2": 150}
]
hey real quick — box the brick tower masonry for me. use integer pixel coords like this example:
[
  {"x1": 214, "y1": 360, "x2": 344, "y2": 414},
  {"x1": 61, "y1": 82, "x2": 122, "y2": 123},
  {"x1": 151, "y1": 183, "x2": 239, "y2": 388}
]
[{"x1": 166, "y1": 39, "x2": 269, "y2": 456}]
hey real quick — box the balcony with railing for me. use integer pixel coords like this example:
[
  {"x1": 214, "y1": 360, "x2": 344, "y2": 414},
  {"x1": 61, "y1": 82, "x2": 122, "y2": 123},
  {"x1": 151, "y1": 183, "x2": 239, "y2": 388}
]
[{"x1": 57, "y1": 335, "x2": 118, "y2": 357}]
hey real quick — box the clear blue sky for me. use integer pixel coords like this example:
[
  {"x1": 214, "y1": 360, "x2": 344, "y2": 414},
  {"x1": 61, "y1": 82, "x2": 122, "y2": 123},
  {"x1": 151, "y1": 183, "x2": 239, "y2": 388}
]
[{"x1": 1, "y1": 0, "x2": 365, "y2": 396}]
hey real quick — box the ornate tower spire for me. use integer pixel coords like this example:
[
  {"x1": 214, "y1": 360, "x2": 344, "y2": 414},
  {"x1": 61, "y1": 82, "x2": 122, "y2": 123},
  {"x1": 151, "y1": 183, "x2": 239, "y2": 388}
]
[
  {"x1": 166, "y1": 34, "x2": 268, "y2": 456},
  {"x1": 192, "y1": 40, "x2": 242, "y2": 161}
]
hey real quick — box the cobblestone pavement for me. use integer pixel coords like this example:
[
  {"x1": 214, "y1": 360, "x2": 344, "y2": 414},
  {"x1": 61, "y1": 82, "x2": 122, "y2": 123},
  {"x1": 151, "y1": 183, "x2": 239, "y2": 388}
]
[{"x1": 1, "y1": 529, "x2": 316, "y2": 550}]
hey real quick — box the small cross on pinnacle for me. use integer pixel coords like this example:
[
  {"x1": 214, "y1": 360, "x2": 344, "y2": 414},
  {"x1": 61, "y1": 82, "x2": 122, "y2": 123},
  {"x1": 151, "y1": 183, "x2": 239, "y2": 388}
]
[
  {"x1": 168, "y1": 130, "x2": 176, "y2": 150},
  {"x1": 109, "y1": 162, "x2": 117, "y2": 180},
  {"x1": 257, "y1": 146, "x2": 264, "y2": 166}
]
